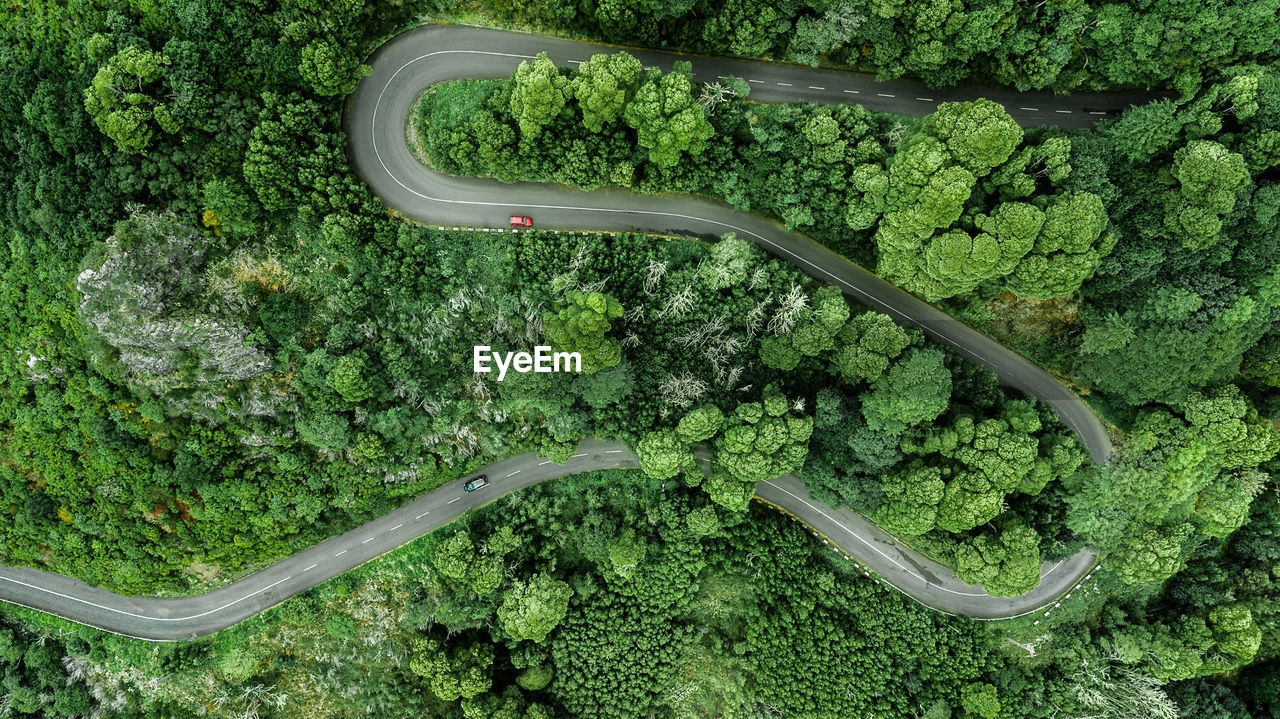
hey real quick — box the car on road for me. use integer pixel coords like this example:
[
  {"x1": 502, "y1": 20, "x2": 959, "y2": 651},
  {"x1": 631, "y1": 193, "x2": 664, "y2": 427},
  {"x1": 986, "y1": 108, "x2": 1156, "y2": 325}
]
[
  {"x1": 509, "y1": 215, "x2": 533, "y2": 227},
  {"x1": 464, "y1": 475, "x2": 489, "y2": 492}
]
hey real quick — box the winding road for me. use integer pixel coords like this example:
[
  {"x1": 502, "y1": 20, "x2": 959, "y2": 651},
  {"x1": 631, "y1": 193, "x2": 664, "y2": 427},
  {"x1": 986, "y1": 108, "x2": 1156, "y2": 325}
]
[{"x1": 0, "y1": 24, "x2": 1134, "y2": 640}]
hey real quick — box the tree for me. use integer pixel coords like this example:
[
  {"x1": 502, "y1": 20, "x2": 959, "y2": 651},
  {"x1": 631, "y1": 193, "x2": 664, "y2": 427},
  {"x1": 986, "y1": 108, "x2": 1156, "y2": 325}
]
[
  {"x1": 82, "y1": 44, "x2": 179, "y2": 152},
  {"x1": 1005, "y1": 191, "x2": 1112, "y2": 298},
  {"x1": 960, "y1": 682, "x2": 1001, "y2": 719},
  {"x1": 860, "y1": 348, "x2": 951, "y2": 433},
  {"x1": 623, "y1": 62, "x2": 714, "y2": 167},
  {"x1": 571, "y1": 52, "x2": 643, "y2": 132},
  {"x1": 635, "y1": 429, "x2": 696, "y2": 479},
  {"x1": 498, "y1": 573, "x2": 573, "y2": 644},
  {"x1": 714, "y1": 385, "x2": 813, "y2": 488},
  {"x1": 510, "y1": 52, "x2": 570, "y2": 139},
  {"x1": 875, "y1": 463, "x2": 944, "y2": 537},
  {"x1": 833, "y1": 311, "x2": 911, "y2": 385},
  {"x1": 1163, "y1": 140, "x2": 1250, "y2": 250},
  {"x1": 410, "y1": 638, "x2": 494, "y2": 701},
  {"x1": 952, "y1": 522, "x2": 1042, "y2": 597},
  {"x1": 326, "y1": 351, "x2": 376, "y2": 403},
  {"x1": 299, "y1": 38, "x2": 369, "y2": 96},
  {"x1": 676, "y1": 404, "x2": 724, "y2": 443},
  {"x1": 1112, "y1": 524, "x2": 1193, "y2": 586},
  {"x1": 544, "y1": 291, "x2": 624, "y2": 374}
]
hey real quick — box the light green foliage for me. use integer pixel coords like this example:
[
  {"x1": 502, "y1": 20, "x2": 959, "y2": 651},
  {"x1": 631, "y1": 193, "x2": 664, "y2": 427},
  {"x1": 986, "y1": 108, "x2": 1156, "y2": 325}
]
[
  {"x1": 920, "y1": 99, "x2": 1023, "y2": 175},
  {"x1": 1164, "y1": 140, "x2": 1250, "y2": 249},
  {"x1": 622, "y1": 62, "x2": 714, "y2": 167},
  {"x1": 952, "y1": 522, "x2": 1042, "y2": 597},
  {"x1": 498, "y1": 573, "x2": 573, "y2": 643},
  {"x1": 714, "y1": 385, "x2": 813, "y2": 488},
  {"x1": 326, "y1": 351, "x2": 376, "y2": 404},
  {"x1": 571, "y1": 52, "x2": 643, "y2": 132},
  {"x1": 608, "y1": 529, "x2": 646, "y2": 580},
  {"x1": 833, "y1": 311, "x2": 911, "y2": 384},
  {"x1": 1180, "y1": 384, "x2": 1280, "y2": 469},
  {"x1": 1111, "y1": 524, "x2": 1192, "y2": 586},
  {"x1": 700, "y1": 233, "x2": 758, "y2": 289},
  {"x1": 510, "y1": 52, "x2": 570, "y2": 139},
  {"x1": 410, "y1": 638, "x2": 494, "y2": 701},
  {"x1": 677, "y1": 404, "x2": 724, "y2": 443},
  {"x1": 861, "y1": 348, "x2": 951, "y2": 433},
  {"x1": 876, "y1": 462, "x2": 944, "y2": 537},
  {"x1": 960, "y1": 682, "x2": 1001, "y2": 719},
  {"x1": 635, "y1": 429, "x2": 697, "y2": 479},
  {"x1": 1207, "y1": 604, "x2": 1262, "y2": 665},
  {"x1": 516, "y1": 664, "x2": 554, "y2": 691},
  {"x1": 82, "y1": 44, "x2": 177, "y2": 152},
  {"x1": 299, "y1": 38, "x2": 369, "y2": 96},
  {"x1": 544, "y1": 291, "x2": 625, "y2": 374},
  {"x1": 1005, "y1": 191, "x2": 1112, "y2": 298}
]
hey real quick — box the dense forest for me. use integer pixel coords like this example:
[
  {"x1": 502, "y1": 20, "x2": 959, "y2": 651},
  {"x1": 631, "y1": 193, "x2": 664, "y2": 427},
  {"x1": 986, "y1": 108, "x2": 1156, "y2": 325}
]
[{"x1": 2, "y1": 0, "x2": 1280, "y2": 717}]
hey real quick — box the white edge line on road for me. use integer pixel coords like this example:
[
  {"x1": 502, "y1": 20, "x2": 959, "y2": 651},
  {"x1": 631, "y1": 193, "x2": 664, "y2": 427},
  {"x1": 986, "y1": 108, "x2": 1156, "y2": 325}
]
[
  {"x1": 759, "y1": 480, "x2": 988, "y2": 597},
  {"x1": 0, "y1": 574, "x2": 296, "y2": 623}
]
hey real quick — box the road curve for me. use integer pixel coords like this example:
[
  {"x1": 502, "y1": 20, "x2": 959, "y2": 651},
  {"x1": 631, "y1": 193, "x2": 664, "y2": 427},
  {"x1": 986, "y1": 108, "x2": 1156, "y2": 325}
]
[
  {"x1": 0, "y1": 440, "x2": 1094, "y2": 639},
  {"x1": 344, "y1": 23, "x2": 1115, "y2": 465},
  {"x1": 0, "y1": 24, "x2": 1124, "y2": 640}
]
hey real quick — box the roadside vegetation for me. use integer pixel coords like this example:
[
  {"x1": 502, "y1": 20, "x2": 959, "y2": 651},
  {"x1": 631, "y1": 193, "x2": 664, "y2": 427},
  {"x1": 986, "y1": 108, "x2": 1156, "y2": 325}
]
[{"x1": 1, "y1": 0, "x2": 1279, "y2": 717}]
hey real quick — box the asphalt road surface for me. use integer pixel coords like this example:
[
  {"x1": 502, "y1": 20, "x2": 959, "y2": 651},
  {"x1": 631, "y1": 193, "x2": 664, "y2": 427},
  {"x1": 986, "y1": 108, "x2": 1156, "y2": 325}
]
[
  {"x1": 0, "y1": 440, "x2": 1095, "y2": 639},
  {"x1": 0, "y1": 24, "x2": 1133, "y2": 639}
]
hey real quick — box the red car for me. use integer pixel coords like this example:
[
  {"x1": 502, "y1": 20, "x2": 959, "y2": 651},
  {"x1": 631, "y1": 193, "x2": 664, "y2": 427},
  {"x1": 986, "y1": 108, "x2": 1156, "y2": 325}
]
[{"x1": 509, "y1": 215, "x2": 533, "y2": 227}]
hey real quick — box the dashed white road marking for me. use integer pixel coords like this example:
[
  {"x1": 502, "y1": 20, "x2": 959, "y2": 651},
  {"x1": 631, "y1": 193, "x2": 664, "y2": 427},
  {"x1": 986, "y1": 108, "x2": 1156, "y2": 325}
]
[
  {"x1": 506, "y1": 470, "x2": 521, "y2": 477},
  {"x1": 572, "y1": 453, "x2": 588, "y2": 458},
  {"x1": 447, "y1": 497, "x2": 461, "y2": 504},
  {"x1": 604, "y1": 450, "x2": 624, "y2": 454},
  {"x1": 808, "y1": 85, "x2": 824, "y2": 90},
  {"x1": 916, "y1": 97, "x2": 934, "y2": 102},
  {"x1": 1088, "y1": 111, "x2": 1108, "y2": 115},
  {"x1": 303, "y1": 564, "x2": 318, "y2": 572},
  {"x1": 362, "y1": 537, "x2": 375, "y2": 544},
  {"x1": 415, "y1": 511, "x2": 430, "y2": 519},
  {"x1": 334, "y1": 550, "x2": 347, "y2": 557},
  {"x1": 1020, "y1": 107, "x2": 1040, "y2": 111},
  {"x1": 1055, "y1": 109, "x2": 1072, "y2": 114},
  {"x1": 567, "y1": 59, "x2": 582, "y2": 64},
  {"x1": 747, "y1": 79, "x2": 763, "y2": 83},
  {"x1": 877, "y1": 93, "x2": 895, "y2": 98},
  {"x1": 776, "y1": 82, "x2": 792, "y2": 86},
  {"x1": 538, "y1": 460, "x2": 551, "y2": 465},
  {"x1": 843, "y1": 89, "x2": 859, "y2": 94},
  {"x1": 390, "y1": 524, "x2": 403, "y2": 531}
]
